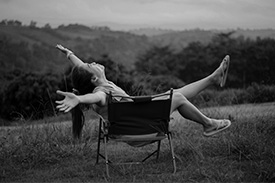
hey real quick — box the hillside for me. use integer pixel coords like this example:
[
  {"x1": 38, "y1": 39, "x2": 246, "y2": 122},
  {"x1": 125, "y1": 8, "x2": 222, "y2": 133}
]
[
  {"x1": 133, "y1": 28, "x2": 275, "y2": 51},
  {"x1": 129, "y1": 27, "x2": 176, "y2": 36},
  {"x1": 55, "y1": 24, "x2": 151, "y2": 67},
  {"x1": 0, "y1": 24, "x2": 151, "y2": 75},
  {"x1": 150, "y1": 29, "x2": 214, "y2": 50},
  {"x1": 1, "y1": 23, "x2": 275, "y2": 76},
  {"x1": 130, "y1": 27, "x2": 275, "y2": 39}
]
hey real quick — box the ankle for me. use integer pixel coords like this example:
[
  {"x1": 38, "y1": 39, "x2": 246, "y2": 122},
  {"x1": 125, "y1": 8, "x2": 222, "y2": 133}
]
[
  {"x1": 203, "y1": 118, "x2": 213, "y2": 129},
  {"x1": 209, "y1": 73, "x2": 218, "y2": 85}
]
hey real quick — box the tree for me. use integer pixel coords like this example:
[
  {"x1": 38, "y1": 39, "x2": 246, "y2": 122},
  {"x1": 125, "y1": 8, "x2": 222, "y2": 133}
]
[
  {"x1": 43, "y1": 23, "x2": 52, "y2": 29},
  {"x1": 132, "y1": 74, "x2": 185, "y2": 95},
  {"x1": 0, "y1": 19, "x2": 22, "y2": 26},
  {"x1": 176, "y1": 41, "x2": 213, "y2": 83},
  {"x1": 29, "y1": 21, "x2": 37, "y2": 28},
  {"x1": 135, "y1": 46, "x2": 180, "y2": 76}
]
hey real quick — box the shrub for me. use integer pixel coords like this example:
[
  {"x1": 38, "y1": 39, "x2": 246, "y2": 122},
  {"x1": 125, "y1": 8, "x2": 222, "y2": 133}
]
[
  {"x1": 191, "y1": 84, "x2": 275, "y2": 108},
  {"x1": 246, "y1": 83, "x2": 275, "y2": 103},
  {"x1": 1, "y1": 71, "x2": 63, "y2": 121}
]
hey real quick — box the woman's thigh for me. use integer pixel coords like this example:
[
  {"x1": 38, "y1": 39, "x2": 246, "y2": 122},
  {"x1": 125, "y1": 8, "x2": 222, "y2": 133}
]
[{"x1": 153, "y1": 91, "x2": 186, "y2": 114}]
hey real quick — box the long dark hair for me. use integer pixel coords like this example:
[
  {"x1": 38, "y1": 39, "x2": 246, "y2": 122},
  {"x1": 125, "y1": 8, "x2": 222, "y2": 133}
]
[{"x1": 71, "y1": 66, "x2": 95, "y2": 138}]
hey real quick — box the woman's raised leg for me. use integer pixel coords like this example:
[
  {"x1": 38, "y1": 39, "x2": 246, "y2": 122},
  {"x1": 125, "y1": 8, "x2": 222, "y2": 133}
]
[{"x1": 174, "y1": 55, "x2": 230, "y2": 99}]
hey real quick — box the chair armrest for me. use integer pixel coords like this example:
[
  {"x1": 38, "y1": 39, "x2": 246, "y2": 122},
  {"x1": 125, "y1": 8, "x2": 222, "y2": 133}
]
[
  {"x1": 132, "y1": 96, "x2": 152, "y2": 103},
  {"x1": 110, "y1": 89, "x2": 173, "y2": 103}
]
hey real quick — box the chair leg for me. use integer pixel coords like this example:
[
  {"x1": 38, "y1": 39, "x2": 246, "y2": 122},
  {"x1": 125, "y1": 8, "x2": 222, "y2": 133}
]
[
  {"x1": 168, "y1": 133, "x2": 176, "y2": 174},
  {"x1": 156, "y1": 140, "x2": 161, "y2": 161},
  {"x1": 96, "y1": 120, "x2": 102, "y2": 164},
  {"x1": 104, "y1": 135, "x2": 110, "y2": 177}
]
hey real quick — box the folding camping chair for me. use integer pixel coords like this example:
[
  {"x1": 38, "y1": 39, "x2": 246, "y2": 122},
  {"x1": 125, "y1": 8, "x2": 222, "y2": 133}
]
[{"x1": 95, "y1": 89, "x2": 176, "y2": 177}]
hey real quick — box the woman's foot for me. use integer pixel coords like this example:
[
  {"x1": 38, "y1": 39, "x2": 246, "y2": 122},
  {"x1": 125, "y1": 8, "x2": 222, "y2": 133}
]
[
  {"x1": 211, "y1": 55, "x2": 230, "y2": 87},
  {"x1": 203, "y1": 119, "x2": 231, "y2": 137}
]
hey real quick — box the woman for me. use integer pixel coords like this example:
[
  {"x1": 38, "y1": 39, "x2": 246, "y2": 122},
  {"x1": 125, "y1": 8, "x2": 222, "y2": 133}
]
[{"x1": 55, "y1": 44, "x2": 231, "y2": 138}]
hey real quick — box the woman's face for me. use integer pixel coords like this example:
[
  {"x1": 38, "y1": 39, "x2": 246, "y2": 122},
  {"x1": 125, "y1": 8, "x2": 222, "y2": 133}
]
[{"x1": 84, "y1": 62, "x2": 106, "y2": 78}]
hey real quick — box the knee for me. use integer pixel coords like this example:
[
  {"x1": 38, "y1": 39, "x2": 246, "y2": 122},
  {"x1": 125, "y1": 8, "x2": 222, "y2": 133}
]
[{"x1": 172, "y1": 92, "x2": 188, "y2": 106}]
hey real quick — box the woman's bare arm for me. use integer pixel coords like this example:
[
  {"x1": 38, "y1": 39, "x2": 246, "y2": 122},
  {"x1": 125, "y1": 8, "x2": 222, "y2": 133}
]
[
  {"x1": 56, "y1": 44, "x2": 86, "y2": 68},
  {"x1": 56, "y1": 90, "x2": 107, "y2": 113}
]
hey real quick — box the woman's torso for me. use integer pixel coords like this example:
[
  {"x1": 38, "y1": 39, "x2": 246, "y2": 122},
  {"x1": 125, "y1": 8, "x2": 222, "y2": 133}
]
[{"x1": 92, "y1": 81, "x2": 129, "y2": 118}]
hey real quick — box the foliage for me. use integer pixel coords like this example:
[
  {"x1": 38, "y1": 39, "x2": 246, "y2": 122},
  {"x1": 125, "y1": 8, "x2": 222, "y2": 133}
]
[
  {"x1": 0, "y1": 71, "x2": 63, "y2": 121},
  {"x1": 135, "y1": 46, "x2": 181, "y2": 76},
  {"x1": 246, "y1": 83, "x2": 275, "y2": 103},
  {"x1": 135, "y1": 33, "x2": 275, "y2": 88},
  {"x1": 190, "y1": 83, "x2": 275, "y2": 108},
  {"x1": 0, "y1": 19, "x2": 22, "y2": 26},
  {"x1": 131, "y1": 74, "x2": 185, "y2": 95},
  {"x1": 0, "y1": 35, "x2": 67, "y2": 78}
]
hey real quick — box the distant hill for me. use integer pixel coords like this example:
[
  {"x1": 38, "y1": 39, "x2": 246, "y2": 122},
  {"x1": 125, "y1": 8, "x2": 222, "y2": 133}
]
[
  {"x1": 130, "y1": 28, "x2": 275, "y2": 51},
  {"x1": 130, "y1": 27, "x2": 275, "y2": 39},
  {"x1": 1, "y1": 23, "x2": 275, "y2": 76},
  {"x1": 149, "y1": 29, "x2": 214, "y2": 50},
  {"x1": 0, "y1": 24, "x2": 152, "y2": 75},
  {"x1": 129, "y1": 28, "x2": 176, "y2": 36}
]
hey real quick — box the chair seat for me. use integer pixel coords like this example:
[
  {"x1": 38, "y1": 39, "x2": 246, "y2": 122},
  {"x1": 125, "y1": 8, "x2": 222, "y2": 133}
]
[
  {"x1": 109, "y1": 133, "x2": 166, "y2": 147},
  {"x1": 112, "y1": 136, "x2": 166, "y2": 142}
]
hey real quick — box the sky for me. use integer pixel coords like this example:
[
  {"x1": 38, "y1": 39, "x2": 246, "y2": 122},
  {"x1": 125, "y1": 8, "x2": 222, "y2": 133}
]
[{"x1": 0, "y1": 0, "x2": 274, "y2": 30}]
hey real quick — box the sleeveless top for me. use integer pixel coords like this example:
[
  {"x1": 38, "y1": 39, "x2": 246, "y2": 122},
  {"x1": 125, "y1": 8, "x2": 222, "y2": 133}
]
[
  {"x1": 93, "y1": 81, "x2": 129, "y2": 99},
  {"x1": 92, "y1": 81, "x2": 129, "y2": 119}
]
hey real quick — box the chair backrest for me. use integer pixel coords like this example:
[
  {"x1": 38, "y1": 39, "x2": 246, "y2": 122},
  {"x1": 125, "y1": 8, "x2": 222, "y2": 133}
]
[{"x1": 108, "y1": 89, "x2": 173, "y2": 135}]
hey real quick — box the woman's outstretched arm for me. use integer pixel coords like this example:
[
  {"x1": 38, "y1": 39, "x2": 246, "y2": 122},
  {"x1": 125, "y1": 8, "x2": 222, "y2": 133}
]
[
  {"x1": 55, "y1": 90, "x2": 107, "y2": 113},
  {"x1": 56, "y1": 44, "x2": 86, "y2": 68}
]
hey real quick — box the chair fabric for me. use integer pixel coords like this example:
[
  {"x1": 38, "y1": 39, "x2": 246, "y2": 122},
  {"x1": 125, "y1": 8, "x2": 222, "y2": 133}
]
[{"x1": 95, "y1": 89, "x2": 176, "y2": 177}]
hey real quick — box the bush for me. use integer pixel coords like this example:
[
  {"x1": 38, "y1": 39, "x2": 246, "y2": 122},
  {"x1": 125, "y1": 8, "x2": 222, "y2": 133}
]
[
  {"x1": 1, "y1": 71, "x2": 63, "y2": 121},
  {"x1": 190, "y1": 90, "x2": 219, "y2": 107},
  {"x1": 191, "y1": 84, "x2": 275, "y2": 108},
  {"x1": 231, "y1": 89, "x2": 251, "y2": 104},
  {"x1": 246, "y1": 83, "x2": 275, "y2": 103}
]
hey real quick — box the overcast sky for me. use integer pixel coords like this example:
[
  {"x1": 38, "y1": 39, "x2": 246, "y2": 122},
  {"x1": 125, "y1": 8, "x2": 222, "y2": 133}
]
[{"x1": 0, "y1": 0, "x2": 274, "y2": 30}]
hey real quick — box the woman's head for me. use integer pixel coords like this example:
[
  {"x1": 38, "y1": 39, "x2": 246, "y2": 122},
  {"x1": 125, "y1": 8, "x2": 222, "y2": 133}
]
[{"x1": 81, "y1": 62, "x2": 107, "y2": 85}]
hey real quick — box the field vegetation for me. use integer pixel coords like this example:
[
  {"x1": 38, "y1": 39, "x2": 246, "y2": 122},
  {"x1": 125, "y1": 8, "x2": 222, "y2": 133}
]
[{"x1": 1, "y1": 102, "x2": 275, "y2": 182}]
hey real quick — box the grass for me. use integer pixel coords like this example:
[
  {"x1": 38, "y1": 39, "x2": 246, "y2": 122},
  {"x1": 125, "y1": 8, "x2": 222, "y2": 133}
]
[{"x1": 1, "y1": 102, "x2": 275, "y2": 182}]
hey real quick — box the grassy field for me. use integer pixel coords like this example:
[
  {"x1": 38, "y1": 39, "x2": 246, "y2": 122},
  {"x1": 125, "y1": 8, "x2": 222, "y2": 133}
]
[{"x1": 1, "y1": 102, "x2": 275, "y2": 182}]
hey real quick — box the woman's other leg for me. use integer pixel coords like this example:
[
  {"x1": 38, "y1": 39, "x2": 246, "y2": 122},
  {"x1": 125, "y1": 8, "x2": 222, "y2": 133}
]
[
  {"x1": 174, "y1": 55, "x2": 230, "y2": 99},
  {"x1": 171, "y1": 92, "x2": 231, "y2": 136},
  {"x1": 171, "y1": 92, "x2": 211, "y2": 127}
]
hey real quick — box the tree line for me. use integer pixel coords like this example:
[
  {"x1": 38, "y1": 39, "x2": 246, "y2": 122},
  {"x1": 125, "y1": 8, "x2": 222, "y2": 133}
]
[
  {"x1": 0, "y1": 31, "x2": 274, "y2": 123},
  {"x1": 135, "y1": 32, "x2": 275, "y2": 89}
]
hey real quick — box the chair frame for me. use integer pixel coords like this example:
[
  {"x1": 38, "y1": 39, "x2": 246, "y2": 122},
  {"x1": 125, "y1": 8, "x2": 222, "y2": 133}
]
[{"x1": 95, "y1": 89, "x2": 176, "y2": 177}]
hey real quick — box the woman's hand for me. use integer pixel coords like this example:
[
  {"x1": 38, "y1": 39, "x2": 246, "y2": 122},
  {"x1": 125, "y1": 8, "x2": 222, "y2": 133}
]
[
  {"x1": 56, "y1": 44, "x2": 68, "y2": 54},
  {"x1": 55, "y1": 90, "x2": 80, "y2": 113},
  {"x1": 56, "y1": 44, "x2": 74, "y2": 58}
]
